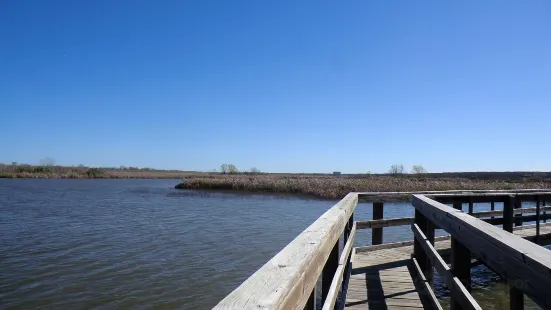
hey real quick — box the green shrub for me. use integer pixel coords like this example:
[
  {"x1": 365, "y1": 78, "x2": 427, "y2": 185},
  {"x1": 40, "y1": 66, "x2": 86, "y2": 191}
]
[{"x1": 85, "y1": 168, "x2": 105, "y2": 178}]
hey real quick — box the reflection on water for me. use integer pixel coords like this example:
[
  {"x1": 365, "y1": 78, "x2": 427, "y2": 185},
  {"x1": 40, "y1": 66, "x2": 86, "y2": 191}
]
[{"x1": 0, "y1": 180, "x2": 546, "y2": 309}]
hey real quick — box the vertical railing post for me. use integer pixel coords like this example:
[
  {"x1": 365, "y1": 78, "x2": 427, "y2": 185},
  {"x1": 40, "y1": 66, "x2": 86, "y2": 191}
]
[
  {"x1": 451, "y1": 202, "x2": 471, "y2": 310},
  {"x1": 344, "y1": 212, "x2": 354, "y2": 245},
  {"x1": 544, "y1": 199, "x2": 547, "y2": 223},
  {"x1": 514, "y1": 196, "x2": 522, "y2": 227},
  {"x1": 490, "y1": 201, "x2": 495, "y2": 219},
  {"x1": 322, "y1": 239, "x2": 339, "y2": 305},
  {"x1": 413, "y1": 208, "x2": 428, "y2": 282},
  {"x1": 536, "y1": 196, "x2": 540, "y2": 243},
  {"x1": 504, "y1": 196, "x2": 514, "y2": 232},
  {"x1": 343, "y1": 212, "x2": 354, "y2": 293},
  {"x1": 372, "y1": 202, "x2": 383, "y2": 245},
  {"x1": 304, "y1": 287, "x2": 316, "y2": 310},
  {"x1": 504, "y1": 196, "x2": 524, "y2": 309},
  {"x1": 468, "y1": 198, "x2": 473, "y2": 214},
  {"x1": 425, "y1": 219, "x2": 435, "y2": 286}
]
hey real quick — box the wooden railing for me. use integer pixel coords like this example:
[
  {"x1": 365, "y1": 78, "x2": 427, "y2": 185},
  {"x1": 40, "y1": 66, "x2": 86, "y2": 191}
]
[
  {"x1": 412, "y1": 194, "x2": 551, "y2": 310},
  {"x1": 356, "y1": 207, "x2": 551, "y2": 230},
  {"x1": 215, "y1": 190, "x2": 551, "y2": 310},
  {"x1": 213, "y1": 193, "x2": 358, "y2": 310}
]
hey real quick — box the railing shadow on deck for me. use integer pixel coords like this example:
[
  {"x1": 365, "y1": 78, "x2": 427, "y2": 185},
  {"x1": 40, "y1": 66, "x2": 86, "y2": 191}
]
[{"x1": 346, "y1": 259, "x2": 419, "y2": 310}]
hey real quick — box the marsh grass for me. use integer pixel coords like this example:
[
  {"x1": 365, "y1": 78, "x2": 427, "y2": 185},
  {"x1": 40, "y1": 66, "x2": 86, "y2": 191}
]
[
  {"x1": 175, "y1": 174, "x2": 551, "y2": 199},
  {"x1": 0, "y1": 164, "x2": 188, "y2": 179}
]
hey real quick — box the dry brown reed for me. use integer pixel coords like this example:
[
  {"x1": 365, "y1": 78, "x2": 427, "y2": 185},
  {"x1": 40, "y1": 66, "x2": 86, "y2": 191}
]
[{"x1": 175, "y1": 174, "x2": 551, "y2": 199}]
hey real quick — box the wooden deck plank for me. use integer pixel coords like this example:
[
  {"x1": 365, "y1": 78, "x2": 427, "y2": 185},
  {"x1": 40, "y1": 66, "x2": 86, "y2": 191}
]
[{"x1": 345, "y1": 246, "x2": 424, "y2": 310}]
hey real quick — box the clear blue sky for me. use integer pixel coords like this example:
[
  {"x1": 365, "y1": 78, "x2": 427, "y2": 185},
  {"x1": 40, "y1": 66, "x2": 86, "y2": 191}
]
[{"x1": 1, "y1": 1, "x2": 550, "y2": 173}]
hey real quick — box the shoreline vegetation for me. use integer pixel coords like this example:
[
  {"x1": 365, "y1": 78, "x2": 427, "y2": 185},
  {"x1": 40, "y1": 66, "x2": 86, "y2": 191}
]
[
  {"x1": 175, "y1": 173, "x2": 551, "y2": 200},
  {"x1": 0, "y1": 164, "x2": 188, "y2": 179},
  {"x1": 2, "y1": 164, "x2": 551, "y2": 200}
]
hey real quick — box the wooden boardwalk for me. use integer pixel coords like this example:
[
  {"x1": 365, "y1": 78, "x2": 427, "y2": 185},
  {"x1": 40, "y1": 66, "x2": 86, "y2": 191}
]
[
  {"x1": 214, "y1": 190, "x2": 551, "y2": 310},
  {"x1": 344, "y1": 224, "x2": 551, "y2": 309}
]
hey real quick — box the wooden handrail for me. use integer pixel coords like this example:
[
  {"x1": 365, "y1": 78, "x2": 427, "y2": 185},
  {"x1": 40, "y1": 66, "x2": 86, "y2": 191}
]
[
  {"x1": 412, "y1": 194, "x2": 551, "y2": 309},
  {"x1": 430, "y1": 192, "x2": 551, "y2": 203},
  {"x1": 355, "y1": 222, "x2": 551, "y2": 253},
  {"x1": 358, "y1": 189, "x2": 551, "y2": 202},
  {"x1": 472, "y1": 205, "x2": 551, "y2": 218},
  {"x1": 213, "y1": 193, "x2": 358, "y2": 310},
  {"x1": 355, "y1": 206, "x2": 551, "y2": 230},
  {"x1": 356, "y1": 217, "x2": 414, "y2": 229}
]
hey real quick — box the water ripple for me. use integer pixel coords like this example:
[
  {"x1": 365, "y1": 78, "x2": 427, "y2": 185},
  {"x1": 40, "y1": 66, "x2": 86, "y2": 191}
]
[{"x1": 0, "y1": 179, "x2": 332, "y2": 309}]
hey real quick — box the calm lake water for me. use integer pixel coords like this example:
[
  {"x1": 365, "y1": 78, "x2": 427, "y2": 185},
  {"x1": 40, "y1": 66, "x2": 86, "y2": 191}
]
[{"x1": 0, "y1": 179, "x2": 544, "y2": 309}]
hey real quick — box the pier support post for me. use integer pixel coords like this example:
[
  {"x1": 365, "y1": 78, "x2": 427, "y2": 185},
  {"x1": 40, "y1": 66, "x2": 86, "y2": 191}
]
[
  {"x1": 504, "y1": 196, "x2": 524, "y2": 309},
  {"x1": 451, "y1": 202, "x2": 472, "y2": 310},
  {"x1": 451, "y1": 238, "x2": 472, "y2": 310},
  {"x1": 490, "y1": 201, "x2": 495, "y2": 219},
  {"x1": 322, "y1": 239, "x2": 339, "y2": 305},
  {"x1": 468, "y1": 199, "x2": 473, "y2": 214},
  {"x1": 372, "y1": 202, "x2": 383, "y2": 245}
]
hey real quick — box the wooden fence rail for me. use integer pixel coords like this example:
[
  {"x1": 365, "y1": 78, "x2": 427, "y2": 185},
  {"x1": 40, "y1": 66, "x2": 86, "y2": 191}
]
[{"x1": 356, "y1": 208, "x2": 551, "y2": 230}]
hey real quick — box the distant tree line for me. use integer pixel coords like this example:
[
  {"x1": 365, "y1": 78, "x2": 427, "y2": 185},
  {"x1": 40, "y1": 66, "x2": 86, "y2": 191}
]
[
  {"x1": 388, "y1": 164, "x2": 427, "y2": 175},
  {"x1": 218, "y1": 164, "x2": 261, "y2": 175}
]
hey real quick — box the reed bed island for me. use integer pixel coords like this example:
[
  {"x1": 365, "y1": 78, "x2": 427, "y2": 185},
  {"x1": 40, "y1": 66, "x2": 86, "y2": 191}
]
[{"x1": 175, "y1": 173, "x2": 551, "y2": 199}]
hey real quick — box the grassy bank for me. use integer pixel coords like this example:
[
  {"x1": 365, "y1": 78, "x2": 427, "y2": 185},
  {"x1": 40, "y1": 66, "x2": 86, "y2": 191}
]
[
  {"x1": 175, "y1": 174, "x2": 551, "y2": 199},
  {"x1": 0, "y1": 165, "x2": 190, "y2": 179}
]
